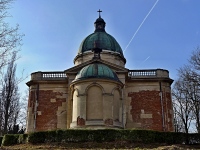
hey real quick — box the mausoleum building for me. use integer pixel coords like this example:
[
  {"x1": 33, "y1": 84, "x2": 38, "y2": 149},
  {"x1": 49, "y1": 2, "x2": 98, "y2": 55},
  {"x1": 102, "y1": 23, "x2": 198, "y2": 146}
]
[{"x1": 26, "y1": 12, "x2": 174, "y2": 132}]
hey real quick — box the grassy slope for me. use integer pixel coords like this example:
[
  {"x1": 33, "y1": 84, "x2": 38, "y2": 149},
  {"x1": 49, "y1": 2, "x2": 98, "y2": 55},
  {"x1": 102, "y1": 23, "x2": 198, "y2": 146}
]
[{"x1": 1, "y1": 142, "x2": 200, "y2": 150}]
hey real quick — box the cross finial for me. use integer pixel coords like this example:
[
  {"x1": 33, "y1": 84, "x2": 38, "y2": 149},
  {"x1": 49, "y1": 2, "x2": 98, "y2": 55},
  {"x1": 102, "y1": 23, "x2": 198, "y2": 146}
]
[{"x1": 97, "y1": 9, "x2": 102, "y2": 18}]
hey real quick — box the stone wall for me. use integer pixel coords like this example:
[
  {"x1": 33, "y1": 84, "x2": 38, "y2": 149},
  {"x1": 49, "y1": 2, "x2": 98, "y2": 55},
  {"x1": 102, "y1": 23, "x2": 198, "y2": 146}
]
[
  {"x1": 26, "y1": 71, "x2": 173, "y2": 132},
  {"x1": 74, "y1": 51, "x2": 126, "y2": 67},
  {"x1": 69, "y1": 79, "x2": 124, "y2": 129}
]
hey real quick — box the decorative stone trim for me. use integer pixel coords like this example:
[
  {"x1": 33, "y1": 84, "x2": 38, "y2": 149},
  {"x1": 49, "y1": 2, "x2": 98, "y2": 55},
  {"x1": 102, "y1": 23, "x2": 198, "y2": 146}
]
[
  {"x1": 85, "y1": 120, "x2": 104, "y2": 126},
  {"x1": 37, "y1": 111, "x2": 42, "y2": 115},
  {"x1": 140, "y1": 114, "x2": 152, "y2": 119},
  {"x1": 50, "y1": 98, "x2": 56, "y2": 102}
]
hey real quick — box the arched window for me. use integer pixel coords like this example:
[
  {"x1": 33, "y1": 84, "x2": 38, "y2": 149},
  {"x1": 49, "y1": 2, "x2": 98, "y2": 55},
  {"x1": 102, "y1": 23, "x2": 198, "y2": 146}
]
[
  {"x1": 86, "y1": 86, "x2": 103, "y2": 120},
  {"x1": 113, "y1": 89, "x2": 120, "y2": 121}
]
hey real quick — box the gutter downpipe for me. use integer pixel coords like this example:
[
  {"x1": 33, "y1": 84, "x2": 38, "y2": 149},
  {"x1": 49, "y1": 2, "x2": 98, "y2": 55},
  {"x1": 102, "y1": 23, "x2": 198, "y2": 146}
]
[
  {"x1": 159, "y1": 81, "x2": 165, "y2": 131},
  {"x1": 121, "y1": 86, "x2": 124, "y2": 129},
  {"x1": 33, "y1": 84, "x2": 39, "y2": 131}
]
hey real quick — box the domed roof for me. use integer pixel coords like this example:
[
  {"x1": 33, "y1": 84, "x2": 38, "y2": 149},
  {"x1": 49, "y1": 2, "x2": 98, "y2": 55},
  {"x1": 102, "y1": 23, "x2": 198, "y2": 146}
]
[
  {"x1": 78, "y1": 32, "x2": 123, "y2": 56},
  {"x1": 78, "y1": 16, "x2": 124, "y2": 56},
  {"x1": 73, "y1": 63, "x2": 119, "y2": 82}
]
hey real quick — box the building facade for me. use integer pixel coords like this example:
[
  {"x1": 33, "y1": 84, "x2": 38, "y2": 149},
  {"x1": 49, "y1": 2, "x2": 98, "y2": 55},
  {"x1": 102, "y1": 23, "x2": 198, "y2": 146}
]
[{"x1": 26, "y1": 14, "x2": 174, "y2": 132}]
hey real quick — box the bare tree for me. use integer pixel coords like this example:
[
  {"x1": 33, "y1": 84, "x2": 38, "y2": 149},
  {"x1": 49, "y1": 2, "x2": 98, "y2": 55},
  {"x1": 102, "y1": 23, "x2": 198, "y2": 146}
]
[
  {"x1": 190, "y1": 47, "x2": 200, "y2": 71},
  {"x1": 0, "y1": 52, "x2": 20, "y2": 135},
  {"x1": 173, "y1": 103, "x2": 184, "y2": 132},
  {"x1": 187, "y1": 49, "x2": 200, "y2": 133},
  {"x1": 0, "y1": 0, "x2": 23, "y2": 73},
  {"x1": 0, "y1": 0, "x2": 25, "y2": 135},
  {"x1": 173, "y1": 48, "x2": 200, "y2": 135},
  {"x1": 0, "y1": 91, "x2": 3, "y2": 135},
  {"x1": 172, "y1": 77, "x2": 195, "y2": 144},
  {"x1": 172, "y1": 79, "x2": 193, "y2": 134},
  {"x1": 17, "y1": 89, "x2": 28, "y2": 129}
]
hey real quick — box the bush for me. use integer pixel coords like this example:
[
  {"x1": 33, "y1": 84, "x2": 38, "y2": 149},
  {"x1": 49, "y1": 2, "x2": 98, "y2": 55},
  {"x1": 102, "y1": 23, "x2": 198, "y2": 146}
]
[
  {"x1": 1, "y1": 134, "x2": 19, "y2": 146},
  {"x1": 55, "y1": 129, "x2": 64, "y2": 142},
  {"x1": 26, "y1": 129, "x2": 199, "y2": 145},
  {"x1": 92, "y1": 129, "x2": 120, "y2": 142},
  {"x1": 45, "y1": 130, "x2": 57, "y2": 142},
  {"x1": 163, "y1": 132, "x2": 184, "y2": 144},
  {"x1": 18, "y1": 134, "x2": 28, "y2": 144},
  {"x1": 188, "y1": 133, "x2": 200, "y2": 144},
  {"x1": 0, "y1": 136, "x2": 3, "y2": 145},
  {"x1": 1, "y1": 134, "x2": 28, "y2": 146},
  {"x1": 28, "y1": 131, "x2": 46, "y2": 144},
  {"x1": 61, "y1": 129, "x2": 92, "y2": 142},
  {"x1": 120, "y1": 129, "x2": 157, "y2": 143},
  {"x1": 1, "y1": 130, "x2": 198, "y2": 146}
]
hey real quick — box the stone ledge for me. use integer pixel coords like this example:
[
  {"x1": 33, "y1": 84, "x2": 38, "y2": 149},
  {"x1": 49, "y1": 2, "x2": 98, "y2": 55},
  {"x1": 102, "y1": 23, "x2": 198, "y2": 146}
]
[{"x1": 85, "y1": 120, "x2": 104, "y2": 126}]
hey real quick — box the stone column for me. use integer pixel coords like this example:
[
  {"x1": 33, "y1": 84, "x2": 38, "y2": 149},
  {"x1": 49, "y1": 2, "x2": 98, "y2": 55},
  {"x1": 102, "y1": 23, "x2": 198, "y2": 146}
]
[
  {"x1": 76, "y1": 95, "x2": 86, "y2": 126},
  {"x1": 103, "y1": 93, "x2": 113, "y2": 125}
]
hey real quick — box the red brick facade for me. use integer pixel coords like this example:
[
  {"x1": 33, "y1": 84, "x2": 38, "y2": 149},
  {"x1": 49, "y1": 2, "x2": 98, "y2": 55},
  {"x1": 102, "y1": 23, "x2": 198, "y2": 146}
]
[
  {"x1": 28, "y1": 90, "x2": 66, "y2": 131},
  {"x1": 128, "y1": 90, "x2": 173, "y2": 131}
]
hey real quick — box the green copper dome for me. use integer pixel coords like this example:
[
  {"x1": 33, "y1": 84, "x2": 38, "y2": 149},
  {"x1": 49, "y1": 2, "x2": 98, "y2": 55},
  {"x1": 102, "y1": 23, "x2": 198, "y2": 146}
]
[
  {"x1": 74, "y1": 63, "x2": 119, "y2": 82},
  {"x1": 78, "y1": 32, "x2": 123, "y2": 56},
  {"x1": 78, "y1": 16, "x2": 124, "y2": 56}
]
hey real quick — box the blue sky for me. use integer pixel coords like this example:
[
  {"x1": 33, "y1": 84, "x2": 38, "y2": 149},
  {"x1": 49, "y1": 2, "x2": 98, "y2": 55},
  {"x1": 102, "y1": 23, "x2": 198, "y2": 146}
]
[{"x1": 5, "y1": 0, "x2": 200, "y2": 95}]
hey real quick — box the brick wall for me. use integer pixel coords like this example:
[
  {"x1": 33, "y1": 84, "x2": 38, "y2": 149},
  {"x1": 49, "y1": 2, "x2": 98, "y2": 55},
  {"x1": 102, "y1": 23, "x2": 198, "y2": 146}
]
[
  {"x1": 128, "y1": 90, "x2": 173, "y2": 131},
  {"x1": 28, "y1": 90, "x2": 67, "y2": 131},
  {"x1": 38, "y1": 90, "x2": 66, "y2": 131},
  {"x1": 165, "y1": 92, "x2": 174, "y2": 131}
]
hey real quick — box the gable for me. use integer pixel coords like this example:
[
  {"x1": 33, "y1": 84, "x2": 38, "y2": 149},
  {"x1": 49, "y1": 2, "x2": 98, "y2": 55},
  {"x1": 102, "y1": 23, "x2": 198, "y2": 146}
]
[{"x1": 64, "y1": 58, "x2": 128, "y2": 76}]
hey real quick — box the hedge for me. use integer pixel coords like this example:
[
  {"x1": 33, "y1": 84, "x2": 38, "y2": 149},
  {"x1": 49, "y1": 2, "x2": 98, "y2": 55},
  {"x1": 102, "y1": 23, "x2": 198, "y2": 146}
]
[
  {"x1": 1, "y1": 134, "x2": 28, "y2": 146},
  {"x1": 188, "y1": 133, "x2": 200, "y2": 144},
  {"x1": 27, "y1": 129, "x2": 123, "y2": 143},
  {"x1": 2, "y1": 129, "x2": 200, "y2": 146},
  {"x1": 0, "y1": 136, "x2": 3, "y2": 145},
  {"x1": 27, "y1": 129, "x2": 189, "y2": 144}
]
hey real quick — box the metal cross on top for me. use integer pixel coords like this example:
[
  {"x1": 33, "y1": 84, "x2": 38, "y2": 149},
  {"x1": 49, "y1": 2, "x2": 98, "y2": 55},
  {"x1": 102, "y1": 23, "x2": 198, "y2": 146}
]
[{"x1": 97, "y1": 9, "x2": 102, "y2": 18}]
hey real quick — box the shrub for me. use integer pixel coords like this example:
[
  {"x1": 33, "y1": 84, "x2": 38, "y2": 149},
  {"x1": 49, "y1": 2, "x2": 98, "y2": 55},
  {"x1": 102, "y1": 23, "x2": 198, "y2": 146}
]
[
  {"x1": 1, "y1": 134, "x2": 28, "y2": 146},
  {"x1": 28, "y1": 131, "x2": 46, "y2": 144},
  {"x1": 45, "y1": 130, "x2": 57, "y2": 142},
  {"x1": 0, "y1": 136, "x2": 3, "y2": 145},
  {"x1": 140, "y1": 130, "x2": 157, "y2": 143},
  {"x1": 61, "y1": 129, "x2": 91, "y2": 142},
  {"x1": 18, "y1": 134, "x2": 28, "y2": 144},
  {"x1": 1, "y1": 134, "x2": 19, "y2": 146},
  {"x1": 166, "y1": 132, "x2": 184, "y2": 144},
  {"x1": 188, "y1": 133, "x2": 200, "y2": 144},
  {"x1": 26, "y1": 129, "x2": 199, "y2": 145},
  {"x1": 122, "y1": 129, "x2": 157, "y2": 143},
  {"x1": 92, "y1": 129, "x2": 120, "y2": 142},
  {"x1": 55, "y1": 129, "x2": 64, "y2": 142}
]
